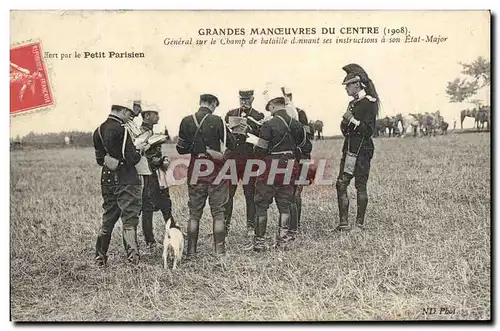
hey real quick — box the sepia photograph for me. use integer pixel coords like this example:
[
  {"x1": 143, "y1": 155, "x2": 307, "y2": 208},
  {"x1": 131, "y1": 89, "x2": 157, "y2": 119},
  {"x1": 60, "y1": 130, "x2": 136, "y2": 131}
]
[{"x1": 9, "y1": 9, "x2": 491, "y2": 321}]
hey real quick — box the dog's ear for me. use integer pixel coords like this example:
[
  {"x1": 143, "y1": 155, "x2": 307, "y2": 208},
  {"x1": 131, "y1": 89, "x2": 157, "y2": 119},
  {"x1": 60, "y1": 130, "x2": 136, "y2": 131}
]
[{"x1": 165, "y1": 219, "x2": 172, "y2": 229}]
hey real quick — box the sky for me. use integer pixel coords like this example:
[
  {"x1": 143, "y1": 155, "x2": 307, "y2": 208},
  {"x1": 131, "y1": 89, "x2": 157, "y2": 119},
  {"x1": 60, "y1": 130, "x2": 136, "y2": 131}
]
[{"x1": 10, "y1": 10, "x2": 490, "y2": 138}]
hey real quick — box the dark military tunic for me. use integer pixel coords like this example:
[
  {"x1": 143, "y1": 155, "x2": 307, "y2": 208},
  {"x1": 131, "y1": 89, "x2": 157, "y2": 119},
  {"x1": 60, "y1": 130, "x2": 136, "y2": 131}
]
[
  {"x1": 253, "y1": 108, "x2": 311, "y2": 215},
  {"x1": 338, "y1": 92, "x2": 377, "y2": 189},
  {"x1": 139, "y1": 122, "x2": 172, "y2": 214},
  {"x1": 223, "y1": 107, "x2": 265, "y2": 229},
  {"x1": 290, "y1": 106, "x2": 313, "y2": 230},
  {"x1": 297, "y1": 108, "x2": 313, "y2": 150},
  {"x1": 176, "y1": 107, "x2": 237, "y2": 221},
  {"x1": 93, "y1": 114, "x2": 143, "y2": 263},
  {"x1": 224, "y1": 107, "x2": 265, "y2": 156},
  {"x1": 93, "y1": 115, "x2": 142, "y2": 185},
  {"x1": 139, "y1": 121, "x2": 174, "y2": 244}
]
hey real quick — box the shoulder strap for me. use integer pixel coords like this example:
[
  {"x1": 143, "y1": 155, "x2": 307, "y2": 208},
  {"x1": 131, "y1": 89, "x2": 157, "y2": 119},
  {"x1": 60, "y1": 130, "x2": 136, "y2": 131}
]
[
  {"x1": 269, "y1": 115, "x2": 296, "y2": 152},
  {"x1": 221, "y1": 117, "x2": 227, "y2": 153},
  {"x1": 122, "y1": 126, "x2": 128, "y2": 160},
  {"x1": 192, "y1": 113, "x2": 209, "y2": 129},
  {"x1": 191, "y1": 113, "x2": 210, "y2": 148},
  {"x1": 98, "y1": 125, "x2": 110, "y2": 154},
  {"x1": 276, "y1": 115, "x2": 291, "y2": 133}
]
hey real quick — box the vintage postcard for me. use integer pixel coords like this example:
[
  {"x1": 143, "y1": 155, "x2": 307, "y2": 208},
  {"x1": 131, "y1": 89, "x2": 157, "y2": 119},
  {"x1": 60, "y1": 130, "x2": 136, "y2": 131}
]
[{"x1": 10, "y1": 10, "x2": 491, "y2": 322}]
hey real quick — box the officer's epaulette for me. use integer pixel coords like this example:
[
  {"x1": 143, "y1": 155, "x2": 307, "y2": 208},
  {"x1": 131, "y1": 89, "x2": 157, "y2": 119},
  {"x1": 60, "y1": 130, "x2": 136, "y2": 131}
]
[{"x1": 365, "y1": 95, "x2": 377, "y2": 102}]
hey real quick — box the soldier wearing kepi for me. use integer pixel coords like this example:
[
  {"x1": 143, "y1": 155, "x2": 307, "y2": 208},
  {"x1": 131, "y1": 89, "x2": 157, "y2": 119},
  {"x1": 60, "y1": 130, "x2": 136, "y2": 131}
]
[
  {"x1": 336, "y1": 63, "x2": 380, "y2": 231},
  {"x1": 176, "y1": 94, "x2": 237, "y2": 258},
  {"x1": 139, "y1": 103, "x2": 176, "y2": 249},
  {"x1": 224, "y1": 90, "x2": 265, "y2": 236},
  {"x1": 281, "y1": 87, "x2": 313, "y2": 233},
  {"x1": 252, "y1": 86, "x2": 311, "y2": 252},
  {"x1": 93, "y1": 98, "x2": 147, "y2": 266}
]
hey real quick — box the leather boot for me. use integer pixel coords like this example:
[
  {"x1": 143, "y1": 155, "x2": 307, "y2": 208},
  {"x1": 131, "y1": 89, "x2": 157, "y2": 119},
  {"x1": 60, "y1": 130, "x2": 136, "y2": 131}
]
[
  {"x1": 244, "y1": 183, "x2": 256, "y2": 232},
  {"x1": 289, "y1": 202, "x2": 299, "y2": 236},
  {"x1": 277, "y1": 213, "x2": 293, "y2": 250},
  {"x1": 224, "y1": 184, "x2": 237, "y2": 235},
  {"x1": 336, "y1": 180, "x2": 350, "y2": 231},
  {"x1": 141, "y1": 210, "x2": 155, "y2": 245},
  {"x1": 95, "y1": 232, "x2": 111, "y2": 266},
  {"x1": 253, "y1": 215, "x2": 267, "y2": 252},
  {"x1": 213, "y1": 217, "x2": 226, "y2": 255},
  {"x1": 122, "y1": 221, "x2": 140, "y2": 264},
  {"x1": 355, "y1": 190, "x2": 368, "y2": 230},
  {"x1": 186, "y1": 217, "x2": 200, "y2": 259},
  {"x1": 297, "y1": 194, "x2": 302, "y2": 229}
]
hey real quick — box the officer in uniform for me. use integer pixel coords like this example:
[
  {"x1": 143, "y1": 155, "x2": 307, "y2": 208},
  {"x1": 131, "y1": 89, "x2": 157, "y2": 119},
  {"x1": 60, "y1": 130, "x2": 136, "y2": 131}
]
[
  {"x1": 252, "y1": 86, "x2": 311, "y2": 252},
  {"x1": 336, "y1": 64, "x2": 379, "y2": 231},
  {"x1": 176, "y1": 94, "x2": 237, "y2": 257},
  {"x1": 139, "y1": 104, "x2": 176, "y2": 249},
  {"x1": 223, "y1": 90, "x2": 265, "y2": 236},
  {"x1": 93, "y1": 99, "x2": 146, "y2": 266},
  {"x1": 282, "y1": 87, "x2": 313, "y2": 233}
]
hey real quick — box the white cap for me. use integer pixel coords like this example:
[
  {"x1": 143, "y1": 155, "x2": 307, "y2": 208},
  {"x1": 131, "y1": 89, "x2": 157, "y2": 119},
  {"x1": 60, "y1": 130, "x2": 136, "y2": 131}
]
[
  {"x1": 110, "y1": 89, "x2": 142, "y2": 111},
  {"x1": 142, "y1": 102, "x2": 161, "y2": 113},
  {"x1": 262, "y1": 83, "x2": 285, "y2": 105}
]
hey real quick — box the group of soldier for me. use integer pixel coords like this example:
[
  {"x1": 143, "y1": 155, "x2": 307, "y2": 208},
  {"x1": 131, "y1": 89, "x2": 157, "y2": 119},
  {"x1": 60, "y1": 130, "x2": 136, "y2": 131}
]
[{"x1": 92, "y1": 63, "x2": 380, "y2": 266}]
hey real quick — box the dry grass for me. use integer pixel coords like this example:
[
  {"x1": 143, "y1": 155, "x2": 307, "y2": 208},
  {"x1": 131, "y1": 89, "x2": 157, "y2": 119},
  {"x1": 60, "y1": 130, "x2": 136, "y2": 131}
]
[{"x1": 10, "y1": 132, "x2": 490, "y2": 321}]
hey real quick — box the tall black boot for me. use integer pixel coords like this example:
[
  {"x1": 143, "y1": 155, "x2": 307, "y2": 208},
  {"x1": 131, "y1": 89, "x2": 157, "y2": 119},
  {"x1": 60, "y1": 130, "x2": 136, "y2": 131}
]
[
  {"x1": 335, "y1": 180, "x2": 350, "y2": 231},
  {"x1": 244, "y1": 182, "x2": 256, "y2": 233},
  {"x1": 95, "y1": 232, "x2": 112, "y2": 266},
  {"x1": 297, "y1": 192, "x2": 302, "y2": 229},
  {"x1": 277, "y1": 213, "x2": 293, "y2": 250},
  {"x1": 253, "y1": 214, "x2": 267, "y2": 252},
  {"x1": 186, "y1": 218, "x2": 200, "y2": 259},
  {"x1": 224, "y1": 184, "x2": 237, "y2": 235},
  {"x1": 289, "y1": 202, "x2": 299, "y2": 234},
  {"x1": 141, "y1": 210, "x2": 155, "y2": 245},
  {"x1": 213, "y1": 217, "x2": 226, "y2": 255},
  {"x1": 355, "y1": 190, "x2": 368, "y2": 230}
]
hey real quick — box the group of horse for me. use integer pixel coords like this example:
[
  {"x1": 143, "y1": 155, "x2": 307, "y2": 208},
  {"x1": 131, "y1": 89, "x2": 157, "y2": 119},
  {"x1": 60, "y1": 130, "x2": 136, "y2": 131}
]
[
  {"x1": 374, "y1": 111, "x2": 447, "y2": 138},
  {"x1": 374, "y1": 106, "x2": 490, "y2": 138},
  {"x1": 460, "y1": 106, "x2": 491, "y2": 130}
]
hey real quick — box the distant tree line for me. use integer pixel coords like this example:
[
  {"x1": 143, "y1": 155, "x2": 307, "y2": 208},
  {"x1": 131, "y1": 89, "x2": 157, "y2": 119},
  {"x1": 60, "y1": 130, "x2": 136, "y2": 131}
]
[
  {"x1": 11, "y1": 130, "x2": 343, "y2": 151},
  {"x1": 11, "y1": 131, "x2": 94, "y2": 149}
]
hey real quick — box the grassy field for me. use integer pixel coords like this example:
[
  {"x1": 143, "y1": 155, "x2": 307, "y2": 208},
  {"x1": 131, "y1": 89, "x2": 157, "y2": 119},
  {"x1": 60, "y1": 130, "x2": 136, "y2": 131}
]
[{"x1": 10, "y1": 132, "x2": 490, "y2": 321}]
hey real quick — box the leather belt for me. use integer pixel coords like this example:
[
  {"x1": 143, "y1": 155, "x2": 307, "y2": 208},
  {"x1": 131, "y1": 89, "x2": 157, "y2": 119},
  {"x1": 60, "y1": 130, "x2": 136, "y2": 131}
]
[{"x1": 270, "y1": 150, "x2": 294, "y2": 155}]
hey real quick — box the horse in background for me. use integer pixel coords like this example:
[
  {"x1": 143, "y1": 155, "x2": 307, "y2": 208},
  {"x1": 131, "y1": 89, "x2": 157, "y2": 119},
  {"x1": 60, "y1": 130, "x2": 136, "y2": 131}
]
[
  {"x1": 395, "y1": 113, "x2": 421, "y2": 138},
  {"x1": 313, "y1": 120, "x2": 324, "y2": 140},
  {"x1": 460, "y1": 108, "x2": 478, "y2": 129},
  {"x1": 475, "y1": 106, "x2": 490, "y2": 131},
  {"x1": 309, "y1": 120, "x2": 316, "y2": 139},
  {"x1": 420, "y1": 111, "x2": 442, "y2": 137},
  {"x1": 374, "y1": 118, "x2": 386, "y2": 137}
]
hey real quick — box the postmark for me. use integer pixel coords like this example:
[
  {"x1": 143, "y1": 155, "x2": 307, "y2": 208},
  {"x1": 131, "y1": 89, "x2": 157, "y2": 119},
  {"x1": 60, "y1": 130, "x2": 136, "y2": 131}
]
[{"x1": 10, "y1": 41, "x2": 54, "y2": 115}]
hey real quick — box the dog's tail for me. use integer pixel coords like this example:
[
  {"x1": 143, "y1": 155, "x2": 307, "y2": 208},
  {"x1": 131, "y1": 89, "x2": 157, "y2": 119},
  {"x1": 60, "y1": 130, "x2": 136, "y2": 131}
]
[{"x1": 165, "y1": 219, "x2": 172, "y2": 230}]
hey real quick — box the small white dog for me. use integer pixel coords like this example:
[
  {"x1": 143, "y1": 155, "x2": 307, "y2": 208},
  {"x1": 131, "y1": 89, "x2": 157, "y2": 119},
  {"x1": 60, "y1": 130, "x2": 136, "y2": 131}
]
[{"x1": 162, "y1": 219, "x2": 184, "y2": 270}]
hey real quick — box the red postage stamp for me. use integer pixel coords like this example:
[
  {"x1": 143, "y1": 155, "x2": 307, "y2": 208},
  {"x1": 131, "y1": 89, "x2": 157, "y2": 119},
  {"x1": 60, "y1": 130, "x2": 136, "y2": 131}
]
[{"x1": 10, "y1": 42, "x2": 54, "y2": 115}]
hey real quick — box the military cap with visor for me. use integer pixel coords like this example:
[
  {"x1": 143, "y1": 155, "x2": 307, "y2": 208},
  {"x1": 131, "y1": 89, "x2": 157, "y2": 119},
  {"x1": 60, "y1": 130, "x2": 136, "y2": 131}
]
[{"x1": 200, "y1": 94, "x2": 220, "y2": 107}]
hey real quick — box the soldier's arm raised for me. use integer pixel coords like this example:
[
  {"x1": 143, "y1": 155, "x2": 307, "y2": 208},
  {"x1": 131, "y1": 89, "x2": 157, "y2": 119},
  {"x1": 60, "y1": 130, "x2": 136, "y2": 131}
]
[
  {"x1": 254, "y1": 122, "x2": 272, "y2": 157},
  {"x1": 253, "y1": 109, "x2": 265, "y2": 121},
  {"x1": 121, "y1": 126, "x2": 142, "y2": 166},
  {"x1": 176, "y1": 118, "x2": 192, "y2": 155}
]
